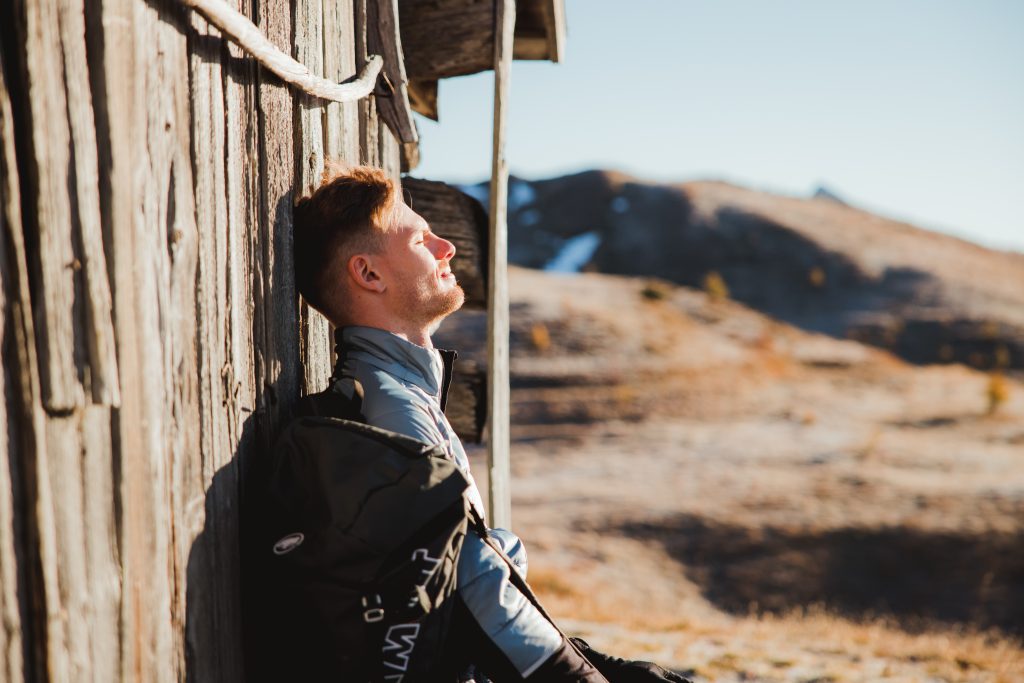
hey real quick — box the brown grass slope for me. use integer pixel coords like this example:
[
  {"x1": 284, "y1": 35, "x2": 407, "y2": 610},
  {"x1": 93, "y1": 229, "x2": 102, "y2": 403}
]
[{"x1": 437, "y1": 266, "x2": 1024, "y2": 682}]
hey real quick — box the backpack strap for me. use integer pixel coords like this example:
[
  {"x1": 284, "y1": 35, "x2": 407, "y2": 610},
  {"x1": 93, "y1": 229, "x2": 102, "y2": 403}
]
[
  {"x1": 294, "y1": 336, "x2": 367, "y2": 421},
  {"x1": 295, "y1": 378, "x2": 366, "y2": 421}
]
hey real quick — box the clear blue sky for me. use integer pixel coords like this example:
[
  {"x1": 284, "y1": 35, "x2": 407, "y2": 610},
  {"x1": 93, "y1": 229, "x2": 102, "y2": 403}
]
[{"x1": 413, "y1": 0, "x2": 1024, "y2": 253}]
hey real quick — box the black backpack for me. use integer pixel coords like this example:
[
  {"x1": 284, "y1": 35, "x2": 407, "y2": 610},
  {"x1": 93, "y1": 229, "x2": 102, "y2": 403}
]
[{"x1": 263, "y1": 377, "x2": 474, "y2": 682}]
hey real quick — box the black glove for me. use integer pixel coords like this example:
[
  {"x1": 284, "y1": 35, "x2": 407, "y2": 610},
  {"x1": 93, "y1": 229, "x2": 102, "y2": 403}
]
[{"x1": 568, "y1": 638, "x2": 693, "y2": 683}]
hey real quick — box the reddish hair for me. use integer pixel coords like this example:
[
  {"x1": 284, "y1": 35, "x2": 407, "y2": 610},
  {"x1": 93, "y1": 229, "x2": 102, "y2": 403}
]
[{"x1": 293, "y1": 164, "x2": 398, "y2": 323}]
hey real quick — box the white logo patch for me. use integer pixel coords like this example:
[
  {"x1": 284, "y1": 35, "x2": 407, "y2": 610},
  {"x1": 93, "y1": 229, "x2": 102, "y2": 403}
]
[{"x1": 272, "y1": 532, "x2": 305, "y2": 555}]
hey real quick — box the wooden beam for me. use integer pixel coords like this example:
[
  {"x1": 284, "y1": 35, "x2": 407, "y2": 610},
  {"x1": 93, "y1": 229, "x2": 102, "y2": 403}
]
[
  {"x1": 399, "y1": 0, "x2": 563, "y2": 84},
  {"x1": 407, "y1": 78, "x2": 438, "y2": 120},
  {"x1": 487, "y1": 0, "x2": 514, "y2": 529},
  {"x1": 367, "y1": 0, "x2": 419, "y2": 146}
]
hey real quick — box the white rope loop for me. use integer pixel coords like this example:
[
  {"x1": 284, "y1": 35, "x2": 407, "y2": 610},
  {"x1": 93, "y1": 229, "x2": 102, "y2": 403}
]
[{"x1": 181, "y1": 0, "x2": 383, "y2": 103}]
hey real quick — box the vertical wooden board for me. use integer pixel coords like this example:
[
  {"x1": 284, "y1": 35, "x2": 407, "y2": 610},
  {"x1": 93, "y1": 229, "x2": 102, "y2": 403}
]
[
  {"x1": 355, "y1": 0, "x2": 381, "y2": 167},
  {"x1": 323, "y1": 0, "x2": 360, "y2": 162},
  {"x1": 109, "y1": 0, "x2": 198, "y2": 678},
  {"x1": 17, "y1": 0, "x2": 84, "y2": 412},
  {"x1": 78, "y1": 406, "x2": 121, "y2": 682},
  {"x1": 86, "y1": 0, "x2": 154, "y2": 675},
  {"x1": 359, "y1": 97, "x2": 381, "y2": 167},
  {"x1": 222, "y1": 9, "x2": 259, "y2": 430},
  {"x1": 0, "y1": 260, "x2": 25, "y2": 683},
  {"x1": 0, "y1": 358, "x2": 24, "y2": 683},
  {"x1": 44, "y1": 414, "x2": 92, "y2": 681},
  {"x1": 184, "y1": 10, "x2": 246, "y2": 682},
  {"x1": 37, "y1": 409, "x2": 118, "y2": 683},
  {"x1": 57, "y1": 0, "x2": 120, "y2": 406},
  {"x1": 295, "y1": 0, "x2": 332, "y2": 393},
  {"x1": 253, "y1": 0, "x2": 300, "y2": 446},
  {"x1": 0, "y1": 69, "x2": 26, "y2": 683},
  {"x1": 380, "y1": 120, "x2": 402, "y2": 183}
]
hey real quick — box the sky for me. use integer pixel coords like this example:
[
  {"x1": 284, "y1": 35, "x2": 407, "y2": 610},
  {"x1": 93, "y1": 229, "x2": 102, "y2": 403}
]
[{"x1": 413, "y1": 0, "x2": 1024, "y2": 253}]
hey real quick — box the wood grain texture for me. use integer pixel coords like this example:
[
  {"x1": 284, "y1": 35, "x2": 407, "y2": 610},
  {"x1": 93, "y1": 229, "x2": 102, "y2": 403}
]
[
  {"x1": 180, "y1": 0, "x2": 382, "y2": 102},
  {"x1": 398, "y1": 0, "x2": 494, "y2": 80},
  {"x1": 367, "y1": 0, "x2": 418, "y2": 145},
  {"x1": 0, "y1": 49, "x2": 27, "y2": 683},
  {"x1": 57, "y1": 0, "x2": 120, "y2": 407},
  {"x1": 407, "y1": 78, "x2": 438, "y2": 120},
  {"x1": 1, "y1": 0, "x2": 494, "y2": 677},
  {"x1": 17, "y1": 0, "x2": 85, "y2": 412},
  {"x1": 295, "y1": 0, "x2": 333, "y2": 396}
]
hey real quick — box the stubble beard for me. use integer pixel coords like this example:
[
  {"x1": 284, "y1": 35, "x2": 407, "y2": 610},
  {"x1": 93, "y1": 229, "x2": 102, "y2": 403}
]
[{"x1": 397, "y1": 275, "x2": 466, "y2": 331}]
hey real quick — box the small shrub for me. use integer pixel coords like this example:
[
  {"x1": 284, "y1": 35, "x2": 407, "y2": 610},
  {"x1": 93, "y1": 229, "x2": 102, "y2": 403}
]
[
  {"x1": 702, "y1": 271, "x2": 729, "y2": 301},
  {"x1": 640, "y1": 281, "x2": 670, "y2": 301},
  {"x1": 987, "y1": 372, "x2": 1009, "y2": 415},
  {"x1": 530, "y1": 322, "x2": 551, "y2": 352}
]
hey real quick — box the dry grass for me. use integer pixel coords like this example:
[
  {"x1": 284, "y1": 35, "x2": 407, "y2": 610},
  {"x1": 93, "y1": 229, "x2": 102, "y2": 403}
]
[{"x1": 529, "y1": 566, "x2": 1024, "y2": 682}]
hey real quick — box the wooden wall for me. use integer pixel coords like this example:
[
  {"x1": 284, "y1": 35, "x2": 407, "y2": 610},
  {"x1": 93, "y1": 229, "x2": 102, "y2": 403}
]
[{"x1": 0, "y1": 0, "x2": 406, "y2": 679}]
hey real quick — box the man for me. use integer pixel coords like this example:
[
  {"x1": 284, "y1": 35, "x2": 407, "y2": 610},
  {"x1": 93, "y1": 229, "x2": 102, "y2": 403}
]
[{"x1": 292, "y1": 165, "x2": 688, "y2": 683}]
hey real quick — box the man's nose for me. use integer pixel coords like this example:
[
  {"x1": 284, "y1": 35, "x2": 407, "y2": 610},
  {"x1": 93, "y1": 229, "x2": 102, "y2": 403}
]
[{"x1": 433, "y1": 235, "x2": 456, "y2": 261}]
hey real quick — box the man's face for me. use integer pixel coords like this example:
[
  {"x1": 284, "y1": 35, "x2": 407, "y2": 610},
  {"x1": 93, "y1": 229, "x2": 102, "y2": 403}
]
[{"x1": 376, "y1": 201, "x2": 465, "y2": 328}]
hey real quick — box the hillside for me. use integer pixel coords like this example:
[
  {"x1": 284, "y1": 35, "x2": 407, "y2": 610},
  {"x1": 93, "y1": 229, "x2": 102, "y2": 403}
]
[
  {"x1": 435, "y1": 266, "x2": 1024, "y2": 683},
  {"x1": 461, "y1": 171, "x2": 1024, "y2": 372}
]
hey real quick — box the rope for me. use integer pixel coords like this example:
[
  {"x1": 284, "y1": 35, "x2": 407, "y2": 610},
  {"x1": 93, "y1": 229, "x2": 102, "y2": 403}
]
[{"x1": 180, "y1": 0, "x2": 383, "y2": 103}]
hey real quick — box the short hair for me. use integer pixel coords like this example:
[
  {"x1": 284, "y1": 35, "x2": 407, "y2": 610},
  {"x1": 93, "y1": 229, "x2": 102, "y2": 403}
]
[{"x1": 293, "y1": 164, "x2": 398, "y2": 324}]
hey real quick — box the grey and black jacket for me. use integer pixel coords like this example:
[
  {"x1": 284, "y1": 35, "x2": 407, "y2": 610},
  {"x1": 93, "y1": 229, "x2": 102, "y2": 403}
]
[{"x1": 333, "y1": 326, "x2": 564, "y2": 679}]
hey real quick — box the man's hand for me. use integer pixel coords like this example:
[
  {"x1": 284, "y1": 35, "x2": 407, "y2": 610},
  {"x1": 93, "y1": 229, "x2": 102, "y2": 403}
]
[{"x1": 569, "y1": 638, "x2": 694, "y2": 683}]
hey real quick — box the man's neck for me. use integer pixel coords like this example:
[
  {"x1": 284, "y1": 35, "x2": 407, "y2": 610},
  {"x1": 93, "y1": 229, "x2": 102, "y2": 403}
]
[
  {"x1": 390, "y1": 327, "x2": 433, "y2": 349},
  {"x1": 347, "y1": 318, "x2": 434, "y2": 349}
]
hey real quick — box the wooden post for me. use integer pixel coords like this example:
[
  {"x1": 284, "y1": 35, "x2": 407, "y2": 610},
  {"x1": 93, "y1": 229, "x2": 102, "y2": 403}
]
[{"x1": 487, "y1": 0, "x2": 515, "y2": 528}]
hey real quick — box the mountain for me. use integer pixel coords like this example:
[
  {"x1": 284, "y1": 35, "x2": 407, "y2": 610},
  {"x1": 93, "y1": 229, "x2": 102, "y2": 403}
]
[{"x1": 465, "y1": 170, "x2": 1024, "y2": 370}]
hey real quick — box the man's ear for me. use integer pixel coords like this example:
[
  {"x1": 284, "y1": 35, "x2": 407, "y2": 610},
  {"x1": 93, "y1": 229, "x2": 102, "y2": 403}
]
[{"x1": 348, "y1": 253, "x2": 386, "y2": 293}]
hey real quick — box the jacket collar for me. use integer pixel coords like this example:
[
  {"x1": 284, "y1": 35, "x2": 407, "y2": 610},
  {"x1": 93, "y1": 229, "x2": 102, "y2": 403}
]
[{"x1": 336, "y1": 326, "x2": 457, "y2": 406}]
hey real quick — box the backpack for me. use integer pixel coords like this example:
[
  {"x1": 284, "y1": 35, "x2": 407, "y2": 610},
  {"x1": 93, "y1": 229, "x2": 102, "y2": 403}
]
[{"x1": 263, "y1": 376, "x2": 474, "y2": 682}]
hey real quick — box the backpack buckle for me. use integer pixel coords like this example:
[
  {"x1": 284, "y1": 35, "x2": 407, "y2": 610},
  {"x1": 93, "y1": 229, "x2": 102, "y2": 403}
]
[{"x1": 361, "y1": 595, "x2": 385, "y2": 623}]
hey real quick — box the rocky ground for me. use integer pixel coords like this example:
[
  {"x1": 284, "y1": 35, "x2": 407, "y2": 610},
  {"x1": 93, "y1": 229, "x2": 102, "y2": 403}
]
[{"x1": 436, "y1": 266, "x2": 1024, "y2": 683}]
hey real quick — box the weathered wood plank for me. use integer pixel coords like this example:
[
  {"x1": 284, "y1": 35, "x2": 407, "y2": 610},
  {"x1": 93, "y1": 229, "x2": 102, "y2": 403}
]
[
  {"x1": 323, "y1": 0, "x2": 360, "y2": 163},
  {"x1": 407, "y1": 78, "x2": 438, "y2": 120},
  {"x1": 78, "y1": 406, "x2": 120, "y2": 682},
  {"x1": 356, "y1": 0, "x2": 382, "y2": 168},
  {"x1": 398, "y1": 0, "x2": 494, "y2": 81},
  {"x1": 403, "y1": 177, "x2": 488, "y2": 308},
  {"x1": 295, "y1": 0, "x2": 333, "y2": 394},
  {"x1": 367, "y1": 0, "x2": 418, "y2": 147},
  {"x1": 253, "y1": 0, "x2": 300, "y2": 444},
  {"x1": 107, "y1": 0, "x2": 197, "y2": 678},
  {"x1": 379, "y1": 118, "x2": 403, "y2": 183},
  {"x1": 0, "y1": 51, "x2": 27, "y2": 683},
  {"x1": 57, "y1": 0, "x2": 120, "y2": 407},
  {"x1": 16, "y1": 0, "x2": 85, "y2": 412},
  {"x1": 45, "y1": 414, "x2": 91, "y2": 681},
  {"x1": 487, "y1": 0, "x2": 514, "y2": 529},
  {"x1": 399, "y1": 0, "x2": 562, "y2": 81},
  {"x1": 184, "y1": 4, "x2": 247, "y2": 679}
]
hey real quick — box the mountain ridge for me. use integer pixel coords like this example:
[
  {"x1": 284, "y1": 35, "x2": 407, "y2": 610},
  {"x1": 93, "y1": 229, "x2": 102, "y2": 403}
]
[{"x1": 456, "y1": 169, "x2": 1024, "y2": 370}]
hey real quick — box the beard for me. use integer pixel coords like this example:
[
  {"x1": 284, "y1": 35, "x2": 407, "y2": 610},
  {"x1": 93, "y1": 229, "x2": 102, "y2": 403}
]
[{"x1": 394, "y1": 272, "x2": 465, "y2": 329}]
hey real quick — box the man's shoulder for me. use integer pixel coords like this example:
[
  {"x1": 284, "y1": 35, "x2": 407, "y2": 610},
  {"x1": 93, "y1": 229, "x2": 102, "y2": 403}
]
[{"x1": 347, "y1": 361, "x2": 442, "y2": 443}]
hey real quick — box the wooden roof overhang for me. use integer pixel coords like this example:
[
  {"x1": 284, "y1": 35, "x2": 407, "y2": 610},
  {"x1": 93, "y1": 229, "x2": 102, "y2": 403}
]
[{"x1": 397, "y1": 0, "x2": 566, "y2": 120}]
